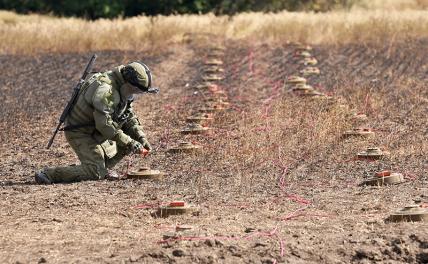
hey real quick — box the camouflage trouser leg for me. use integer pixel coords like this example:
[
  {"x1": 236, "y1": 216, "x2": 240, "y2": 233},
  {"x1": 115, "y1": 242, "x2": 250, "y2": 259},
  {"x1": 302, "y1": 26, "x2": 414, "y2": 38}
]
[
  {"x1": 45, "y1": 131, "x2": 131, "y2": 183},
  {"x1": 44, "y1": 132, "x2": 107, "y2": 183}
]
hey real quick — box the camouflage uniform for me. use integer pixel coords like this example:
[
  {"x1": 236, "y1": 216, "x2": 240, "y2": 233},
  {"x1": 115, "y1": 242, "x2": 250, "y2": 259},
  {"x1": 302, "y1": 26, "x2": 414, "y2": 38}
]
[{"x1": 44, "y1": 64, "x2": 151, "y2": 183}]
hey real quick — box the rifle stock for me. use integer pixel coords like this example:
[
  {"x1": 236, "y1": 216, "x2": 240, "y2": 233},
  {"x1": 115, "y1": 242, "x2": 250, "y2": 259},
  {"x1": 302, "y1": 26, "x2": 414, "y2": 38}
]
[{"x1": 46, "y1": 54, "x2": 97, "y2": 149}]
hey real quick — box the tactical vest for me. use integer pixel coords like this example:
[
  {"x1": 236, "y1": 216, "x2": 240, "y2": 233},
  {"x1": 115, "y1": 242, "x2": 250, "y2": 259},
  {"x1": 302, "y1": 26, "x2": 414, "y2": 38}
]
[{"x1": 65, "y1": 70, "x2": 131, "y2": 133}]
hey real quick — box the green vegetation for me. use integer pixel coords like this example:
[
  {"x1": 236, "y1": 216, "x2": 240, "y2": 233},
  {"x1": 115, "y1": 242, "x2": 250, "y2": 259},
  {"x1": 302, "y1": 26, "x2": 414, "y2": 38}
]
[{"x1": 0, "y1": 0, "x2": 355, "y2": 19}]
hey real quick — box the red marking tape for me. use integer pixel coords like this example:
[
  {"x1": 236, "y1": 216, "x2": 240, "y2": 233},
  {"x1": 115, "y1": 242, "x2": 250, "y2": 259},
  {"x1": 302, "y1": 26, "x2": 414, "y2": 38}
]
[
  {"x1": 375, "y1": 170, "x2": 391, "y2": 177},
  {"x1": 169, "y1": 201, "x2": 185, "y2": 207}
]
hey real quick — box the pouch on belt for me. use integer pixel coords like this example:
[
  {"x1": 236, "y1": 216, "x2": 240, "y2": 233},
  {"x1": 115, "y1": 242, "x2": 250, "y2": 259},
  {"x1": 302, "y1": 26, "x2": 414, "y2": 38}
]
[{"x1": 100, "y1": 140, "x2": 117, "y2": 159}]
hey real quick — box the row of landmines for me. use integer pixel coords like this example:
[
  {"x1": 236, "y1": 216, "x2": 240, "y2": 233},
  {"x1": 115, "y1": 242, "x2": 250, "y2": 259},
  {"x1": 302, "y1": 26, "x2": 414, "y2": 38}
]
[
  {"x1": 129, "y1": 46, "x2": 230, "y2": 218},
  {"x1": 129, "y1": 44, "x2": 427, "y2": 221},
  {"x1": 286, "y1": 44, "x2": 427, "y2": 223}
]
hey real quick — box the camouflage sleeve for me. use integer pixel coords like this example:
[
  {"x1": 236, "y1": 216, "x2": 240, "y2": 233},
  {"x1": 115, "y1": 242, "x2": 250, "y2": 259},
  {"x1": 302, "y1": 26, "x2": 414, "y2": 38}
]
[
  {"x1": 122, "y1": 102, "x2": 147, "y2": 141},
  {"x1": 92, "y1": 85, "x2": 133, "y2": 146}
]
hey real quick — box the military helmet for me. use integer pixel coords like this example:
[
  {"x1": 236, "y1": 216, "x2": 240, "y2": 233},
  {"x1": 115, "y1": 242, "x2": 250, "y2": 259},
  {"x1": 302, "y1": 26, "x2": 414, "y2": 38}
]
[{"x1": 121, "y1": 62, "x2": 159, "y2": 93}]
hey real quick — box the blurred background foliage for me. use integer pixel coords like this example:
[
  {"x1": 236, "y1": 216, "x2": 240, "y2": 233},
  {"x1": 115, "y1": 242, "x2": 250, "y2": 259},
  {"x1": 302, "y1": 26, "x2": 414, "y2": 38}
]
[{"x1": 0, "y1": 0, "x2": 357, "y2": 19}]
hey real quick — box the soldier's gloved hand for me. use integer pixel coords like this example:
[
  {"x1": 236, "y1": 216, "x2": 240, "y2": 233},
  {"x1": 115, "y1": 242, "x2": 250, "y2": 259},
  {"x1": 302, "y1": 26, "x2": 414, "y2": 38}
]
[
  {"x1": 129, "y1": 140, "x2": 145, "y2": 154},
  {"x1": 138, "y1": 137, "x2": 152, "y2": 152}
]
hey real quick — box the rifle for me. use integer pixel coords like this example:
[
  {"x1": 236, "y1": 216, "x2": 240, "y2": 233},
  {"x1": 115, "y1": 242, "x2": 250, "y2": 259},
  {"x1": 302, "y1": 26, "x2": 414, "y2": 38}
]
[{"x1": 47, "y1": 54, "x2": 97, "y2": 149}]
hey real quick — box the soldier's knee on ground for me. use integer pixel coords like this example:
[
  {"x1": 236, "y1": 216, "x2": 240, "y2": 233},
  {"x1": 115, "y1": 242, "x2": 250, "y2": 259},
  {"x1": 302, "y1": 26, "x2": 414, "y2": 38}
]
[{"x1": 81, "y1": 162, "x2": 108, "y2": 180}]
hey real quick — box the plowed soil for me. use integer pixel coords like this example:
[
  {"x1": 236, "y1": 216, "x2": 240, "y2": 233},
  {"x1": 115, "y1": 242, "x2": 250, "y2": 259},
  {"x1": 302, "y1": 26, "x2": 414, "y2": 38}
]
[{"x1": 0, "y1": 38, "x2": 427, "y2": 263}]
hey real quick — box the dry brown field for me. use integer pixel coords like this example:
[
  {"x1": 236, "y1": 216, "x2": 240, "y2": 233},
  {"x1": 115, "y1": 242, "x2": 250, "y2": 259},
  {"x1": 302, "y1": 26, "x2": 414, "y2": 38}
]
[{"x1": 0, "y1": 7, "x2": 427, "y2": 264}]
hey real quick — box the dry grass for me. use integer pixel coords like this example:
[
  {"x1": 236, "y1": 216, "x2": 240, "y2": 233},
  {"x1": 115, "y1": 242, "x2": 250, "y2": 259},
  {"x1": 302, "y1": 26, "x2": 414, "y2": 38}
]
[
  {"x1": 1, "y1": 7, "x2": 428, "y2": 54},
  {"x1": 195, "y1": 77, "x2": 427, "y2": 196},
  {"x1": 356, "y1": 0, "x2": 428, "y2": 9}
]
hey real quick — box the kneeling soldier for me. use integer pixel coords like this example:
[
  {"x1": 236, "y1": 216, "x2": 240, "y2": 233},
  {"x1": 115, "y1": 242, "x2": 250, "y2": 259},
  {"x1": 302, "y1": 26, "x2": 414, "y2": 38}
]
[{"x1": 36, "y1": 62, "x2": 158, "y2": 184}]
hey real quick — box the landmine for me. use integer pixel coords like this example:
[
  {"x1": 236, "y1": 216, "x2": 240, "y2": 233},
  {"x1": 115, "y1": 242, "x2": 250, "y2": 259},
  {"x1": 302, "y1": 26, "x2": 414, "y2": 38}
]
[
  {"x1": 205, "y1": 59, "x2": 223, "y2": 66},
  {"x1": 127, "y1": 166, "x2": 165, "y2": 180},
  {"x1": 301, "y1": 67, "x2": 321, "y2": 76},
  {"x1": 286, "y1": 76, "x2": 307, "y2": 85},
  {"x1": 204, "y1": 98, "x2": 230, "y2": 107},
  {"x1": 362, "y1": 170, "x2": 405, "y2": 186},
  {"x1": 342, "y1": 127, "x2": 375, "y2": 138},
  {"x1": 156, "y1": 201, "x2": 197, "y2": 218},
  {"x1": 203, "y1": 74, "x2": 224, "y2": 82},
  {"x1": 203, "y1": 66, "x2": 225, "y2": 74},
  {"x1": 301, "y1": 57, "x2": 318, "y2": 66},
  {"x1": 291, "y1": 84, "x2": 314, "y2": 92},
  {"x1": 199, "y1": 106, "x2": 226, "y2": 113},
  {"x1": 386, "y1": 204, "x2": 428, "y2": 222},
  {"x1": 357, "y1": 147, "x2": 387, "y2": 160},
  {"x1": 181, "y1": 123, "x2": 211, "y2": 135},
  {"x1": 207, "y1": 50, "x2": 224, "y2": 57},
  {"x1": 296, "y1": 51, "x2": 312, "y2": 58},
  {"x1": 209, "y1": 46, "x2": 226, "y2": 52},
  {"x1": 168, "y1": 141, "x2": 202, "y2": 153},
  {"x1": 186, "y1": 113, "x2": 214, "y2": 123},
  {"x1": 195, "y1": 82, "x2": 215, "y2": 90},
  {"x1": 202, "y1": 91, "x2": 228, "y2": 101}
]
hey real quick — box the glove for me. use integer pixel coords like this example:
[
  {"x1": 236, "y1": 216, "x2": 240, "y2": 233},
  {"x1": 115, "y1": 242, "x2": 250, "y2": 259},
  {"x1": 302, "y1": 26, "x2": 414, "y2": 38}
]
[
  {"x1": 138, "y1": 137, "x2": 152, "y2": 152},
  {"x1": 128, "y1": 140, "x2": 145, "y2": 154}
]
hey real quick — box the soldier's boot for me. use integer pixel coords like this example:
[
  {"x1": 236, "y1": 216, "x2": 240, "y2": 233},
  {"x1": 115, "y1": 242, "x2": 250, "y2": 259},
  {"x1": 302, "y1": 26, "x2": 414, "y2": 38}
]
[
  {"x1": 35, "y1": 170, "x2": 52, "y2": 184},
  {"x1": 105, "y1": 170, "x2": 121, "y2": 181}
]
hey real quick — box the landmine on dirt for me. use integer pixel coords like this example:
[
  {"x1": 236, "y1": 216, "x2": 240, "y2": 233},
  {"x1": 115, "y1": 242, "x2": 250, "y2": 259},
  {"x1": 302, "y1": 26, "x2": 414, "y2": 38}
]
[
  {"x1": 204, "y1": 58, "x2": 223, "y2": 66},
  {"x1": 168, "y1": 141, "x2": 202, "y2": 153},
  {"x1": 204, "y1": 98, "x2": 230, "y2": 107},
  {"x1": 301, "y1": 66, "x2": 321, "y2": 76},
  {"x1": 342, "y1": 127, "x2": 375, "y2": 138},
  {"x1": 296, "y1": 51, "x2": 312, "y2": 58},
  {"x1": 387, "y1": 204, "x2": 428, "y2": 222},
  {"x1": 286, "y1": 76, "x2": 307, "y2": 85},
  {"x1": 301, "y1": 57, "x2": 318, "y2": 66},
  {"x1": 156, "y1": 201, "x2": 198, "y2": 218},
  {"x1": 181, "y1": 122, "x2": 211, "y2": 135},
  {"x1": 202, "y1": 74, "x2": 224, "y2": 82},
  {"x1": 186, "y1": 113, "x2": 214, "y2": 123},
  {"x1": 127, "y1": 166, "x2": 165, "y2": 180},
  {"x1": 357, "y1": 147, "x2": 387, "y2": 160},
  {"x1": 207, "y1": 52, "x2": 224, "y2": 59},
  {"x1": 203, "y1": 66, "x2": 224, "y2": 74},
  {"x1": 195, "y1": 82, "x2": 214, "y2": 90},
  {"x1": 291, "y1": 84, "x2": 314, "y2": 92},
  {"x1": 361, "y1": 170, "x2": 405, "y2": 186}
]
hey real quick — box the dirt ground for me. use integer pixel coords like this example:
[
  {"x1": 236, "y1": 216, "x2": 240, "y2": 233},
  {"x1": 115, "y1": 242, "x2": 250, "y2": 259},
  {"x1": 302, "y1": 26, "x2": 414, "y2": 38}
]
[{"x1": 0, "y1": 37, "x2": 427, "y2": 263}]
